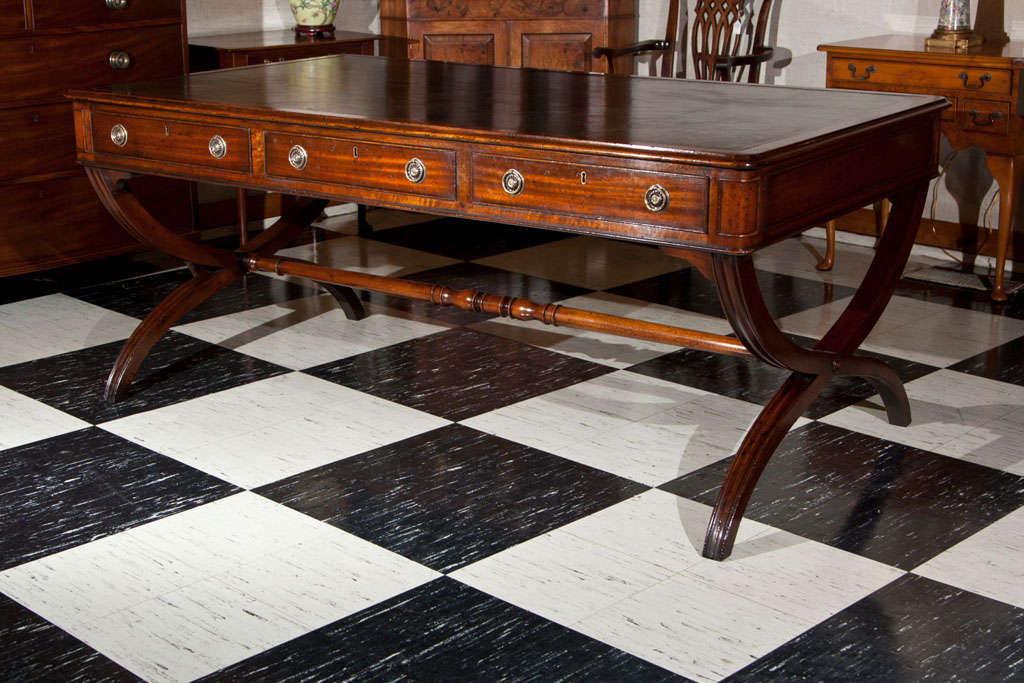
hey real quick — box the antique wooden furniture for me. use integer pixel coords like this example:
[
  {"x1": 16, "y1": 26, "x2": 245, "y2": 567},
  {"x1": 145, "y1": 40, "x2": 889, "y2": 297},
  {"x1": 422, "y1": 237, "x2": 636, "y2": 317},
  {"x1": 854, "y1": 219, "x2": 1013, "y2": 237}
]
[
  {"x1": 0, "y1": 0, "x2": 192, "y2": 278},
  {"x1": 380, "y1": 0, "x2": 635, "y2": 73},
  {"x1": 819, "y1": 35, "x2": 1024, "y2": 301},
  {"x1": 69, "y1": 54, "x2": 943, "y2": 560},
  {"x1": 594, "y1": 0, "x2": 775, "y2": 82},
  {"x1": 189, "y1": 29, "x2": 380, "y2": 70}
]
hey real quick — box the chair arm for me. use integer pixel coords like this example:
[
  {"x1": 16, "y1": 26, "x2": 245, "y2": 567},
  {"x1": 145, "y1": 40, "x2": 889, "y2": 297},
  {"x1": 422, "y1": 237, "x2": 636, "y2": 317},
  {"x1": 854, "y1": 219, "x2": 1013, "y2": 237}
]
[
  {"x1": 593, "y1": 40, "x2": 671, "y2": 61},
  {"x1": 710, "y1": 48, "x2": 775, "y2": 71}
]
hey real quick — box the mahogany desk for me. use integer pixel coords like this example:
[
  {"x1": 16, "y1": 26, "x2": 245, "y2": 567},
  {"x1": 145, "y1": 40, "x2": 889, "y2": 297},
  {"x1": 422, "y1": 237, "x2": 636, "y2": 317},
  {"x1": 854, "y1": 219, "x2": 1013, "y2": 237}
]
[
  {"x1": 820, "y1": 35, "x2": 1024, "y2": 302},
  {"x1": 68, "y1": 55, "x2": 945, "y2": 560}
]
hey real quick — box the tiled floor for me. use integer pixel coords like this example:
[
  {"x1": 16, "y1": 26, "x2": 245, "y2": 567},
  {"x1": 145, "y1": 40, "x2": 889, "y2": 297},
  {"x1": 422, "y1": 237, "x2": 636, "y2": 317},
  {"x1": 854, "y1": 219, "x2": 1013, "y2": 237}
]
[{"x1": 2, "y1": 208, "x2": 1023, "y2": 682}]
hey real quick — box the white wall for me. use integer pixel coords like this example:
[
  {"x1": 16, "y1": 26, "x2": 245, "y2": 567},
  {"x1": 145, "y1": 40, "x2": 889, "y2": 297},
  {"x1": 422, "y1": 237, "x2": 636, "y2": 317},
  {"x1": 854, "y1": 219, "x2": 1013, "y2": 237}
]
[{"x1": 186, "y1": 0, "x2": 1024, "y2": 227}]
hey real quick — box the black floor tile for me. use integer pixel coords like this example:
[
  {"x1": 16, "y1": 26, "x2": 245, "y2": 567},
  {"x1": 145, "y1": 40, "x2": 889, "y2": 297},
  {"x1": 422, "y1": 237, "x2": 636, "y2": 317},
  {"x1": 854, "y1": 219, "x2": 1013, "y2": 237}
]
[
  {"x1": 949, "y1": 336, "x2": 1024, "y2": 387},
  {"x1": 67, "y1": 270, "x2": 321, "y2": 325},
  {"x1": 256, "y1": 424, "x2": 647, "y2": 572},
  {"x1": 0, "y1": 428, "x2": 239, "y2": 571},
  {"x1": 610, "y1": 268, "x2": 856, "y2": 320},
  {"x1": 662, "y1": 422, "x2": 1024, "y2": 569},
  {"x1": 0, "y1": 593, "x2": 139, "y2": 682},
  {"x1": 0, "y1": 331, "x2": 290, "y2": 423},
  {"x1": 305, "y1": 327, "x2": 612, "y2": 421},
  {"x1": 727, "y1": 574, "x2": 1024, "y2": 682},
  {"x1": 200, "y1": 578, "x2": 686, "y2": 682},
  {"x1": 627, "y1": 335, "x2": 937, "y2": 420},
  {"x1": 369, "y1": 217, "x2": 572, "y2": 260}
]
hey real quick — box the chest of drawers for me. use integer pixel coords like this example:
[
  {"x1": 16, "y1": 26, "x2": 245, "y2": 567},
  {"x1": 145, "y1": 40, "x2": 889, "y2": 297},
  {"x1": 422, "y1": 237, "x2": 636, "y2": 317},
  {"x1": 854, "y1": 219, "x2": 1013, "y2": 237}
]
[{"x1": 0, "y1": 0, "x2": 192, "y2": 278}]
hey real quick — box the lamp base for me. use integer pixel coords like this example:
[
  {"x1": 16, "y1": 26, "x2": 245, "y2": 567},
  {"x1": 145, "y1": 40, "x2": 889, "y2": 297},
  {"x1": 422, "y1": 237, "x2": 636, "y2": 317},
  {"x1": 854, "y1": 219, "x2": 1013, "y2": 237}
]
[
  {"x1": 926, "y1": 28, "x2": 983, "y2": 52},
  {"x1": 295, "y1": 24, "x2": 335, "y2": 39}
]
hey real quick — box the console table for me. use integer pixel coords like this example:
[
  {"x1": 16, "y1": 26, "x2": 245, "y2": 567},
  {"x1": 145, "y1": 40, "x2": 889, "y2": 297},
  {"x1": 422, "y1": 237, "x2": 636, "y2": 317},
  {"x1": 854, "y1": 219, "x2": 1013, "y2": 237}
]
[
  {"x1": 819, "y1": 35, "x2": 1024, "y2": 302},
  {"x1": 69, "y1": 55, "x2": 943, "y2": 561}
]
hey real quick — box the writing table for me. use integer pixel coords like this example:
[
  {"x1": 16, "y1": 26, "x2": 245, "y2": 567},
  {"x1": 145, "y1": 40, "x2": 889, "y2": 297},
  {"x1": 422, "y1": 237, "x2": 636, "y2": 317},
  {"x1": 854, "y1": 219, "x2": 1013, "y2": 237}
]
[{"x1": 68, "y1": 55, "x2": 945, "y2": 560}]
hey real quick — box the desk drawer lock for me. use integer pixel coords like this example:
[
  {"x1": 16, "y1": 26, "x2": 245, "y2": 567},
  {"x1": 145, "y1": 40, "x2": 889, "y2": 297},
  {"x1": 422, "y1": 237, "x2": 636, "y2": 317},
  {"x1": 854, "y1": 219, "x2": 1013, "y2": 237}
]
[
  {"x1": 208, "y1": 135, "x2": 227, "y2": 159},
  {"x1": 288, "y1": 145, "x2": 308, "y2": 170},
  {"x1": 405, "y1": 158, "x2": 426, "y2": 184},
  {"x1": 644, "y1": 184, "x2": 669, "y2": 212},
  {"x1": 110, "y1": 124, "x2": 127, "y2": 147},
  {"x1": 502, "y1": 168, "x2": 524, "y2": 196}
]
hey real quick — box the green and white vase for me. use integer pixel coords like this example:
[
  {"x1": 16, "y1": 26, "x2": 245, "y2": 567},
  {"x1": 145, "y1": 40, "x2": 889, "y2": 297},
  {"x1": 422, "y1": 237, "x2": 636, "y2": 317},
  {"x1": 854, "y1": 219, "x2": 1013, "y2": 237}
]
[{"x1": 290, "y1": 0, "x2": 340, "y2": 34}]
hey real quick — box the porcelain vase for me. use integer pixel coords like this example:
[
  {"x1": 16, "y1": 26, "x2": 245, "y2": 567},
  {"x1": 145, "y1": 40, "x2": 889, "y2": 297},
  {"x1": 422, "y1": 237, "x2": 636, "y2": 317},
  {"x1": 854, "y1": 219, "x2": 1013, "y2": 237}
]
[{"x1": 289, "y1": 0, "x2": 340, "y2": 29}]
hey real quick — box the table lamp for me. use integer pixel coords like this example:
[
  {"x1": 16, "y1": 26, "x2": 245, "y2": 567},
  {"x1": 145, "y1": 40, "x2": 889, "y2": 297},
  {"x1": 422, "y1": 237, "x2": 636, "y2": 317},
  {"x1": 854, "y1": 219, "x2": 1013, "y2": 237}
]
[{"x1": 926, "y1": 0, "x2": 983, "y2": 51}]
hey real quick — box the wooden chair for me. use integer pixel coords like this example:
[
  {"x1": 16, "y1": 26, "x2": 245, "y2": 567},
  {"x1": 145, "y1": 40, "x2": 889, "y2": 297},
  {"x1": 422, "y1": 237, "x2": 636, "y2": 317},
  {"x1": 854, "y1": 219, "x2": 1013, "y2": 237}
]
[{"x1": 594, "y1": 0, "x2": 776, "y2": 84}]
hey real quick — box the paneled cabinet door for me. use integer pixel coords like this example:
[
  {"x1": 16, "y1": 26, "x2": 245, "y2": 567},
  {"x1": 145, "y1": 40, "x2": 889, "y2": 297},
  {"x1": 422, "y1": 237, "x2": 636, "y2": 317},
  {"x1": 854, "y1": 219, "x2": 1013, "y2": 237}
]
[
  {"x1": 509, "y1": 19, "x2": 603, "y2": 72},
  {"x1": 410, "y1": 20, "x2": 507, "y2": 65}
]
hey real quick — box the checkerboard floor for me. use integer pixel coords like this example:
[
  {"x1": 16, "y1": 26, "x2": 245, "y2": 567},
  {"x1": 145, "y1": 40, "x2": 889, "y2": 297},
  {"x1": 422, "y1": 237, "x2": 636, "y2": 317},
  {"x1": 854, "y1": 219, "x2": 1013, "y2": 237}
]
[{"x1": 3, "y1": 209, "x2": 1024, "y2": 682}]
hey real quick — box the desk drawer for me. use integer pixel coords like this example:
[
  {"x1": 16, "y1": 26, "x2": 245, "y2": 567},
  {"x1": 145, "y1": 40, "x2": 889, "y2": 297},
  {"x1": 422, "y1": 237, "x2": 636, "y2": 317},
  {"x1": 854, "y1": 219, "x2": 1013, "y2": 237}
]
[
  {"x1": 0, "y1": 103, "x2": 76, "y2": 181},
  {"x1": 470, "y1": 154, "x2": 707, "y2": 231},
  {"x1": 265, "y1": 132, "x2": 456, "y2": 199},
  {"x1": 30, "y1": 0, "x2": 182, "y2": 28},
  {"x1": 92, "y1": 111, "x2": 251, "y2": 173},
  {"x1": 831, "y1": 58, "x2": 1012, "y2": 96},
  {"x1": 961, "y1": 98, "x2": 1011, "y2": 135}
]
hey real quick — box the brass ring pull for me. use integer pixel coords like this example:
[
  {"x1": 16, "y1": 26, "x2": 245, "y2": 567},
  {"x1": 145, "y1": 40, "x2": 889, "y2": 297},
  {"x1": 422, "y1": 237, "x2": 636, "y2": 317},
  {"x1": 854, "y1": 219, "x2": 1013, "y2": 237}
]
[
  {"x1": 405, "y1": 158, "x2": 426, "y2": 183},
  {"x1": 960, "y1": 72, "x2": 992, "y2": 89},
  {"x1": 644, "y1": 184, "x2": 669, "y2": 212},
  {"x1": 110, "y1": 124, "x2": 127, "y2": 147},
  {"x1": 108, "y1": 50, "x2": 132, "y2": 70},
  {"x1": 502, "y1": 169, "x2": 524, "y2": 196},
  {"x1": 288, "y1": 144, "x2": 308, "y2": 170},
  {"x1": 848, "y1": 64, "x2": 876, "y2": 80},
  {"x1": 105, "y1": 0, "x2": 128, "y2": 8},
  {"x1": 208, "y1": 135, "x2": 227, "y2": 159},
  {"x1": 968, "y1": 109, "x2": 1004, "y2": 126}
]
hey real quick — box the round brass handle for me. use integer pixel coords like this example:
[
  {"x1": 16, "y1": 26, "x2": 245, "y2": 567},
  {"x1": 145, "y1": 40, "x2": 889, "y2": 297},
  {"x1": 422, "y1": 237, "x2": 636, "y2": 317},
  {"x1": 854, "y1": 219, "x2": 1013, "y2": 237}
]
[
  {"x1": 208, "y1": 135, "x2": 227, "y2": 159},
  {"x1": 105, "y1": 0, "x2": 128, "y2": 9},
  {"x1": 288, "y1": 144, "x2": 308, "y2": 170},
  {"x1": 502, "y1": 168, "x2": 524, "y2": 196},
  {"x1": 405, "y1": 157, "x2": 426, "y2": 184},
  {"x1": 110, "y1": 123, "x2": 127, "y2": 147},
  {"x1": 644, "y1": 184, "x2": 669, "y2": 212},
  {"x1": 108, "y1": 50, "x2": 132, "y2": 70}
]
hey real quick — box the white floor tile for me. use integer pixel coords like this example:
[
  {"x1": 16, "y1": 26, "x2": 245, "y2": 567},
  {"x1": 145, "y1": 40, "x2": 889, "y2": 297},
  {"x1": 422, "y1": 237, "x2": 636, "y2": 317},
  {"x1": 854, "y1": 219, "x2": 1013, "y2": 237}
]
[
  {"x1": 821, "y1": 370, "x2": 1024, "y2": 475},
  {"x1": 101, "y1": 373, "x2": 449, "y2": 488},
  {"x1": 914, "y1": 507, "x2": 1024, "y2": 609},
  {"x1": 275, "y1": 234, "x2": 458, "y2": 278},
  {"x1": 0, "y1": 385, "x2": 90, "y2": 449},
  {"x1": 175, "y1": 294, "x2": 450, "y2": 370},
  {"x1": 778, "y1": 295, "x2": 1024, "y2": 367},
  {"x1": 469, "y1": 292, "x2": 733, "y2": 369},
  {"x1": 0, "y1": 492, "x2": 440, "y2": 683},
  {"x1": 474, "y1": 236, "x2": 686, "y2": 290},
  {"x1": 0, "y1": 293, "x2": 140, "y2": 367}
]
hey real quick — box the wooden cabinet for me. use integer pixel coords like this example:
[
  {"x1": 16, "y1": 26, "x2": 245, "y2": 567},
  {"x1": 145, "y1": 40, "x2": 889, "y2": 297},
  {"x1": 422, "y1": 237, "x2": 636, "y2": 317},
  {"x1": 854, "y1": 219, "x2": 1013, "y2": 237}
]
[
  {"x1": 382, "y1": 0, "x2": 635, "y2": 72},
  {"x1": 0, "y1": 0, "x2": 192, "y2": 278}
]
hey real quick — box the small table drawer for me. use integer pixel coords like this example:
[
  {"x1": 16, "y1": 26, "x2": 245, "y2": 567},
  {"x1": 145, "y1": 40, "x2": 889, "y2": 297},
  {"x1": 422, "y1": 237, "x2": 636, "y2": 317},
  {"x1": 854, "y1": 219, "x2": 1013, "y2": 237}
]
[
  {"x1": 92, "y1": 111, "x2": 251, "y2": 173},
  {"x1": 265, "y1": 132, "x2": 456, "y2": 199},
  {"x1": 831, "y1": 58, "x2": 1012, "y2": 96},
  {"x1": 471, "y1": 154, "x2": 708, "y2": 231},
  {"x1": 961, "y1": 99, "x2": 1011, "y2": 135}
]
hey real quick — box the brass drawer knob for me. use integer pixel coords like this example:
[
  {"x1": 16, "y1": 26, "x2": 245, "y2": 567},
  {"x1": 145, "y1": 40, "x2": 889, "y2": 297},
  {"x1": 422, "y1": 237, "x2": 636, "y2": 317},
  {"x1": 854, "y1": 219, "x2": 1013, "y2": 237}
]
[
  {"x1": 108, "y1": 50, "x2": 132, "y2": 70},
  {"x1": 105, "y1": 0, "x2": 128, "y2": 9},
  {"x1": 110, "y1": 124, "x2": 127, "y2": 147},
  {"x1": 405, "y1": 157, "x2": 426, "y2": 184},
  {"x1": 502, "y1": 168, "x2": 524, "y2": 196},
  {"x1": 288, "y1": 144, "x2": 308, "y2": 170},
  {"x1": 644, "y1": 184, "x2": 669, "y2": 212},
  {"x1": 208, "y1": 135, "x2": 227, "y2": 159}
]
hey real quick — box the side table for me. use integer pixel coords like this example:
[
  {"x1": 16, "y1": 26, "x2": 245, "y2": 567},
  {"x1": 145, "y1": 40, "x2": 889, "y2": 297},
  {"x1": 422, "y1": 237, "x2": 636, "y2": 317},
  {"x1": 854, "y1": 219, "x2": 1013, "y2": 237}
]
[{"x1": 819, "y1": 35, "x2": 1024, "y2": 301}]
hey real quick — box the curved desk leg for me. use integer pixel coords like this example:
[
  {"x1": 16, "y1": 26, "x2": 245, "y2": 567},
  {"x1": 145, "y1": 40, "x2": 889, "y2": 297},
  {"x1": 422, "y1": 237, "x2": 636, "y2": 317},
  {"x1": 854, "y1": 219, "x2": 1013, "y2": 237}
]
[
  {"x1": 817, "y1": 220, "x2": 836, "y2": 271},
  {"x1": 702, "y1": 182, "x2": 929, "y2": 560},
  {"x1": 105, "y1": 267, "x2": 242, "y2": 402},
  {"x1": 984, "y1": 154, "x2": 1023, "y2": 303}
]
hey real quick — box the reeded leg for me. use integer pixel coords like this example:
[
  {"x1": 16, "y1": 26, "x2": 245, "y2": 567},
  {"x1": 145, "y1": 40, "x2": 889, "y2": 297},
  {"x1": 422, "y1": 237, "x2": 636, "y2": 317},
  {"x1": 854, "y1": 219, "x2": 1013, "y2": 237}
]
[
  {"x1": 984, "y1": 154, "x2": 1023, "y2": 302},
  {"x1": 816, "y1": 220, "x2": 836, "y2": 271},
  {"x1": 702, "y1": 182, "x2": 929, "y2": 560}
]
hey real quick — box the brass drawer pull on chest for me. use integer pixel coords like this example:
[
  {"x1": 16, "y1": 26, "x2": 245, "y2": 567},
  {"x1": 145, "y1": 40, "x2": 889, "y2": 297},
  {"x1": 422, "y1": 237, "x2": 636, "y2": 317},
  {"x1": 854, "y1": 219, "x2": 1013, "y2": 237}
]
[
  {"x1": 848, "y1": 63, "x2": 876, "y2": 80},
  {"x1": 405, "y1": 157, "x2": 426, "y2": 183},
  {"x1": 288, "y1": 144, "x2": 308, "y2": 170},
  {"x1": 110, "y1": 124, "x2": 127, "y2": 147},
  {"x1": 208, "y1": 135, "x2": 227, "y2": 159},
  {"x1": 644, "y1": 184, "x2": 669, "y2": 212},
  {"x1": 105, "y1": 0, "x2": 128, "y2": 9},
  {"x1": 502, "y1": 168, "x2": 524, "y2": 196},
  {"x1": 108, "y1": 50, "x2": 132, "y2": 70},
  {"x1": 969, "y1": 109, "x2": 1003, "y2": 126},
  {"x1": 960, "y1": 72, "x2": 991, "y2": 89}
]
